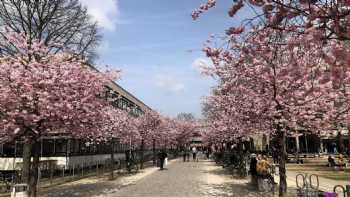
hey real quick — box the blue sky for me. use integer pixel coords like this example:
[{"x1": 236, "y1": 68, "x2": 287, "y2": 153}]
[{"x1": 80, "y1": 0, "x2": 250, "y2": 118}]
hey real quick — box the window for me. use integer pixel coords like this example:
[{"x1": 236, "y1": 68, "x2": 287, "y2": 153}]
[
  {"x1": 42, "y1": 139, "x2": 55, "y2": 156},
  {"x1": 2, "y1": 142, "x2": 15, "y2": 157},
  {"x1": 80, "y1": 140, "x2": 89, "y2": 154},
  {"x1": 71, "y1": 139, "x2": 81, "y2": 154},
  {"x1": 15, "y1": 142, "x2": 23, "y2": 157},
  {"x1": 55, "y1": 139, "x2": 67, "y2": 156}
]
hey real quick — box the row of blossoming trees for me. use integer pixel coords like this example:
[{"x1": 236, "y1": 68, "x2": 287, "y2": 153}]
[
  {"x1": 193, "y1": 0, "x2": 350, "y2": 196},
  {"x1": 0, "y1": 32, "x2": 199, "y2": 196}
]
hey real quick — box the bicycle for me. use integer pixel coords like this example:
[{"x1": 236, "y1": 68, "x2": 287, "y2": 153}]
[
  {"x1": 0, "y1": 171, "x2": 20, "y2": 192},
  {"x1": 126, "y1": 159, "x2": 139, "y2": 173}
]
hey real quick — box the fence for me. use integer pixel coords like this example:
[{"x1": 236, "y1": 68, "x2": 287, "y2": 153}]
[{"x1": 0, "y1": 150, "x2": 178, "y2": 193}]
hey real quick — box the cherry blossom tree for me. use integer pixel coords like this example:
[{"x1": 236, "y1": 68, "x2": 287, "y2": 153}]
[
  {"x1": 193, "y1": 0, "x2": 350, "y2": 80},
  {"x1": 136, "y1": 109, "x2": 162, "y2": 169},
  {"x1": 199, "y1": 27, "x2": 348, "y2": 195},
  {"x1": 172, "y1": 119, "x2": 199, "y2": 149},
  {"x1": 0, "y1": 32, "x2": 115, "y2": 196},
  {"x1": 99, "y1": 106, "x2": 140, "y2": 179},
  {"x1": 192, "y1": 1, "x2": 350, "y2": 195},
  {"x1": 192, "y1": 0, "x2": 350, "y2": 42}
]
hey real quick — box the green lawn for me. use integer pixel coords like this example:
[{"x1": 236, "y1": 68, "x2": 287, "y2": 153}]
[
  {"x1": 287, "y1": 163, "x2": 350, "y2": 181},
  {"x1": 320, "y1": 174, "x2": 350, "y2": 181}
]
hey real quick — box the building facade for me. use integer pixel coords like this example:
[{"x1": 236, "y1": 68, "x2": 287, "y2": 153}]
[{"x1": 0, "y1": 80, "x2": 151, "y2": 171}]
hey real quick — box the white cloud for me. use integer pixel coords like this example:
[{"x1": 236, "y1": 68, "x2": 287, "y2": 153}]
[
  {"x1": 191, "y1": 57, "x2": 213, "y2": 73},
  {"x1": 80, "y1": 0, "x2": 119, "y2": 31},
  {"x1": 154, "y1": 73, "x2": 185, "y2": 93}
]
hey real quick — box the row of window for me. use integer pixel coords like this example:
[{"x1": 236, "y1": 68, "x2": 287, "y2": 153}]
[
  {"x1": 105, "y1": 86, "x2": 143, "y2": 116},
  {"x1": 0, "y1": 139, "x2": 131, "y2": 157}
]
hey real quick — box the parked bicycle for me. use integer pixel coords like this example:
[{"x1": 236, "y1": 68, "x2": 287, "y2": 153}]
[
  {"x1": 125, "y1": 149, "x2": 139, "y2": 173},
  {"x1": 0, "y1": 171, "x2": 20, "y2": 192}
]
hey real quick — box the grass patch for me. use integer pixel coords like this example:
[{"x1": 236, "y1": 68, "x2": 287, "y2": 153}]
[
  {"x1": 287, "y1": 163, "x2": 350, "y2": 181},
  {"x1": 319, "y1": 174, "x2": 350, "y2": 181}
]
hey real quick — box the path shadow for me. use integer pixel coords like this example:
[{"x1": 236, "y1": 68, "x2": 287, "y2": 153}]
[
  {"x1": 39, "y1": 180, "x2": 127, "y2": 197},
  {"x1": 203, "y1": 165, "x2": 247, "y2": 180},
  {"x1": 200, "y1": 181, "x2": 278, "y2": 197},
  {"x1": 201, "y1": 163, "x2": 299, "y2": 197},
  {"x1": 203, "y1": 167, "x2": 230, "y2": 176}
]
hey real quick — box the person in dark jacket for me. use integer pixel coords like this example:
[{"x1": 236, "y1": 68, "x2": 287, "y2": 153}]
[
  {"x1": 249, "y1": 154, "x2": 258, "y2": 186},
  {"x1": 186, "y1": 148, "x2": 190, "y2": 162},
  {"x1": 328, "y1": 155, "x2": 335, "y2": 167},
  {"x1": 158, "y1": 150, "x2": 168, "y2": 170},
  {"x1": 182, "y1": 149, "x2": 187, "y2": 162}
]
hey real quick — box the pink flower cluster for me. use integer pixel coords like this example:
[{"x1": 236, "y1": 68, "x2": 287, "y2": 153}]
[
  {"x1": 192, "y1": 0, "x2": 216, "y2": 20},
  {"x1": 200, "y1": 28, "x2": 350, "y2": 143},
  {"x1": 0, "y1": 32, "x2": 202, "y2": 148}
]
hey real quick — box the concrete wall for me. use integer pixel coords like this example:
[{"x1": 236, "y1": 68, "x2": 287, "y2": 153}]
[{"x1": 0, "y1": 153, "x2": 126, "y2": 171}]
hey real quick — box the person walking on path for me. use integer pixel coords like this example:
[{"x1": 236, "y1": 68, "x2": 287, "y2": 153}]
[
  {"x1": 192, "y1": 147, "x2": 197, "y2": 162},
  {"x1": 249, "y1": 154, "x2": 258, "y2": 187},
  {"x1": 196, "y1": 149, "x2": 202, "y2": 162},
  {"x1": 186, "y1": 147, "x2": 191, "y2": 162},
  {"x1": 158, "y1": 150, "x2": 168, "y2": 170},
  {"x1": 182, "y1": 149, "x2": 187, "y2": 162}
]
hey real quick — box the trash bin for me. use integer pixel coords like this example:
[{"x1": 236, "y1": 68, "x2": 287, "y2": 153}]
[{"x1": 11, "y1": 184, "x2": 29, "y2": 197}]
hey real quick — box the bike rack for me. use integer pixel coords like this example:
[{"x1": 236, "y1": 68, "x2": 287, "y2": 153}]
[
  {"x1": 333, "y1": 185, "x2": 350, "y2": 197},
  {"x1": 296, "y1": 173, "x2": 320, "y2": 197}
]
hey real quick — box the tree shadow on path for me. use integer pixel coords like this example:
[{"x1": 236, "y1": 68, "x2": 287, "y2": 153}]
[
  {"x1": 201, "y1": 163, "x2": 277, "y2": 197},
  {"x1": 39, "y1": 173, "x2": 141, "y2": 197}
]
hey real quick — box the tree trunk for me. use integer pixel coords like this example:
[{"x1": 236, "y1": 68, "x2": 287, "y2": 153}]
[
  {"x1": 152, "y1": 139, "x2": 156, "y2": 166},
  {"x1": 30, "y1": 141, "x2": 40, "y2": 197},
  {"x1": 279, "y1": 130, "x2": 288, "y2": 197},
  {"x1": 109, "y1": 139, "x2": 115, "y2": 180},
  {"x1": 22, "y1": 139, "x2": 32, "y2": 184},
  {"x1": 295, "y1": 132, "x2": 300, "y2": 163},
  {"x1": 304, "y1": 133, "x2": 309, "y2": 154},
  {"x1": 140, "y1": 139, "x2": 144, "y2": 169}
]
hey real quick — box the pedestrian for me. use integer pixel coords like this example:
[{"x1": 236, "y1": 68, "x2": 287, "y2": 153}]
[
  {"x1": 192, "y1": 146, "x2": 197, "y2": 161},
  {"x1": 257, "y1": 155, "x2": 275, "y2": 184},
  {"x1": 332, "y1": 142, "x2": 337, "y2": 154},
  {"x1": 182, "y1": 149, "x2": 186, "y2": 162},
  {"x1": 249, "y1": 154, "x2": 258, "y2": 187},
  {"x1": 272, "y1": 147, "x2": 278, "y2": 164},
  {"x1": 328, "y1": 155, "x2": 335, "y2": 167},
  {"x1": 158, "y1": 150, "x2": 168, "y2": 170},
  {"x1": 186, "y1": 147, "x2": 190, "y2": 162},
  {"x1": 206, "y1": 148, "x2": 210, "y2": 159},
  {"x1": 125, "y1": 149, "x2": 131, "y2": 171},
  {"x1": 196, "y1": 149, "x2": 202, "y2": 162}
]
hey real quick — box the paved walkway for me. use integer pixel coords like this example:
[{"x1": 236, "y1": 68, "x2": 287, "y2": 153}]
[
  {"x1": 108, "y1": 160, "x2": 271, "y2": 197},
  {"x1": 39, "y1": 159, "x2": 275, "y2": 197},
  {"x1": 4, "y1": 159, "x2": 348, "y2": 196}
]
